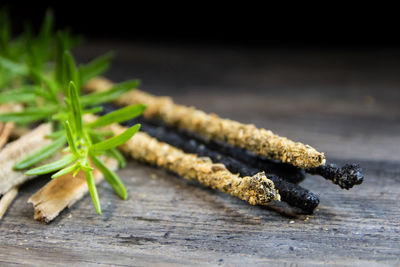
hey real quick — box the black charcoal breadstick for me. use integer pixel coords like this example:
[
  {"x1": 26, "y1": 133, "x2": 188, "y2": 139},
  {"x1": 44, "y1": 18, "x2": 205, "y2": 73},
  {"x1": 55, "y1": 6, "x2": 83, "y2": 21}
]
[
  {"x1": 128, "y1": 119, "x2": 319, "y2": 214},
  {"x1": 307, "y1": 163, "x2": 363, "y2": 189}
]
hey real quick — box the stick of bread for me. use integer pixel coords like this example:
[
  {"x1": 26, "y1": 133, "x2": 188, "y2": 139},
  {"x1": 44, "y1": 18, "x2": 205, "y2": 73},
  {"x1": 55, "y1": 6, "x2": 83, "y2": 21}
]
[{"x1": 85, "y1": 77, "x2": 325, "y2": 169}]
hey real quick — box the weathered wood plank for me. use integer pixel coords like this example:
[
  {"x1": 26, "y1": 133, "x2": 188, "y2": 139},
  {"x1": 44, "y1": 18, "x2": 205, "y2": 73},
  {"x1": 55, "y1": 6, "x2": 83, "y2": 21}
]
[
  {"x1": 0, "y1": 43, "x2": 399, "y2": 266},
  {"x1": 0, "y1": 159, "x2": 399, "y2": 266}
]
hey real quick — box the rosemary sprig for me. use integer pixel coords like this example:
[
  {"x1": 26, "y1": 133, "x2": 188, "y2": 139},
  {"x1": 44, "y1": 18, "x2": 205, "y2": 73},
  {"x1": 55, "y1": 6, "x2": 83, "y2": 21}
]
[
  {"x1": 22, "y1": 81, "x2": 143, "y2": 214},
  {"x1": 0, "y1": 13, "x2": 145, "y2": 214}
]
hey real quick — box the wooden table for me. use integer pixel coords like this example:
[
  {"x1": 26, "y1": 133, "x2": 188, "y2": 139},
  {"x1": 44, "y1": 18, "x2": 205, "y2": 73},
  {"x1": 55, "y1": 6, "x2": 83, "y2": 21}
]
[{"x1": 1, "y1": 43, "x2": 399, "y2": 266}]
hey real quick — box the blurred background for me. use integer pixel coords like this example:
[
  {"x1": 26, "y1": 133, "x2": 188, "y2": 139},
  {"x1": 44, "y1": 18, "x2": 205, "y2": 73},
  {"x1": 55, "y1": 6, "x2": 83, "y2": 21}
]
[{"x1": 2, "y1": 4, "x2": 400, "y2": 162}]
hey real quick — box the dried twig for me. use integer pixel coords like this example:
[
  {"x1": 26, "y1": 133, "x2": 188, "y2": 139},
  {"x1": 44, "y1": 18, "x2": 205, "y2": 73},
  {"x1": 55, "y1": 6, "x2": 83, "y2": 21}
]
[
  {"x1": 85, "y1": 77, "x2": 325, "y2": 169},
  {"x1": 0, "y1": 187, "x2": 18, "y2": 219},
  {"x1": 28, "y1": 157, "x2": 118, "y2": 223}
]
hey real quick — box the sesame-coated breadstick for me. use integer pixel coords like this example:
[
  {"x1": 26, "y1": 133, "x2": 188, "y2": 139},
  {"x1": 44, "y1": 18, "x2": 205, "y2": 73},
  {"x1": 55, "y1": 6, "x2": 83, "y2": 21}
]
[
  {"x1": 85, "y1": 77, "x2": 325, "y2": 168},
  {"x1": 106, "y1": 122, "x2": 280, "y2": 206}
]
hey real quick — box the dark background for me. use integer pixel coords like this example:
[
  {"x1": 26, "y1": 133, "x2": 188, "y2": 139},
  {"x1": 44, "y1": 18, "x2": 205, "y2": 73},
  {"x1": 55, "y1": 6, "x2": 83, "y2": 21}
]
[{"x1": 2, "y1": 4, "x2": 399, "y2": 48}]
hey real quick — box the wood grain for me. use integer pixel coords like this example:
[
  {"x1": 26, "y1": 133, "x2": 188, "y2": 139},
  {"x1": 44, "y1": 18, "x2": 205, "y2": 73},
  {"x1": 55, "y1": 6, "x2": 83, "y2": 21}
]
[
  {"x1": 28, "y1": 157, "x2": 118, "y2": 223},
  {"x1": 0, "y1": 43, "x2": 399, "y2": 266}
]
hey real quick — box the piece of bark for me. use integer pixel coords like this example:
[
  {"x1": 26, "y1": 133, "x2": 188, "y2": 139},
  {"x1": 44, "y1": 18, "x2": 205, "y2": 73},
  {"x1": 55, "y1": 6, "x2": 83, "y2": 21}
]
[
  {"x1": 85, "y1": 77, "x2": 325, "y2": 169},
  {"x1": 0, "y1": 105, "x2": 42, "y2": 220},
  {"x1": 0, "y1": 187, "x2": 18, "y2": 219},
  {"x1": 0, "y1": 122, "x2": 15, "y2": 148},
  {"x1": 0, "y1": 124, "x2": 52, "y2": 195},
  {"x1": 10, "y1": 126, "x2": 30, "y2": 140},
  {"x1": 0, "y1": 103, "x2": 22, "y2": 147},
  {"x1": 28, "y1": 157, "x2": 118, "y2": 223}
]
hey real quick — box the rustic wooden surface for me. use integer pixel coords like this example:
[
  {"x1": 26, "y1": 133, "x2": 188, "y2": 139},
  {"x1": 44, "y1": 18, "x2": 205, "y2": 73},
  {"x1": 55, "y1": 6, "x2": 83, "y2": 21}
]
[{"x1": 1, "y1": 43, "x2": 399, "y2": 266}]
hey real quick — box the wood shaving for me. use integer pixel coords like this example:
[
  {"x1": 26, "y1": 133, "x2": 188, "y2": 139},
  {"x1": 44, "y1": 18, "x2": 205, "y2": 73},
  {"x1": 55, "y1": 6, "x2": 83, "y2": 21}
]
[
  {"x1": 0, "y1": 187, "x2": 18, "y2": 219},
  {"x1": 28, "y1": 157, "x2": 118, "y2": 223}
]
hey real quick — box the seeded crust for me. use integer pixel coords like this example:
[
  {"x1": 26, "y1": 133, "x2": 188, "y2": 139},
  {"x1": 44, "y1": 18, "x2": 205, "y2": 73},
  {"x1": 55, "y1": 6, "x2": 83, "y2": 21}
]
[
  {"x1": 85, "y1": 77, "x2": 325, "y2": 168},
  {"x1": 106, "y1": 122, "x2": 280, "y2": 206}
]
